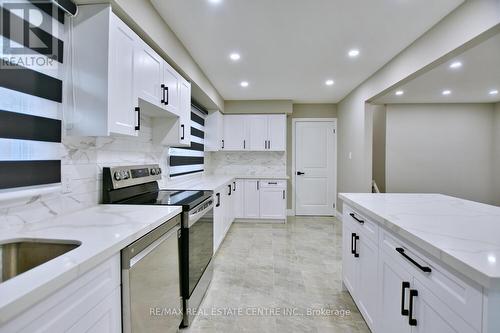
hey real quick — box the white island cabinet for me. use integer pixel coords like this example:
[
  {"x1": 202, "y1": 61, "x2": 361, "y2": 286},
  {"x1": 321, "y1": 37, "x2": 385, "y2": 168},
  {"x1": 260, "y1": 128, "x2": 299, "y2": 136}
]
[{"x1": 339, "y1": 193, "x2": 500, "y2": 333}]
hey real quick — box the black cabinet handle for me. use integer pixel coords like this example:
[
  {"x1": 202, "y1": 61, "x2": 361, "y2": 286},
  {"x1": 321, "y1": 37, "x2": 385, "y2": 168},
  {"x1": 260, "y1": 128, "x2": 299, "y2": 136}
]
[
  {"x1": 233, "y1": 181, "x2": 236, "y2": 191},
  {"x1": 396, "y1": 248, "x2": 432, "y2": 273},
  {"x1": 216, "y1": 193, "x2": 220, "y2": 207},
  {"x1": 222, "y1": 140, "x2": 224, "y2": 149},
  {"x1": 296, "y1": 171, "x2": 305, "y2": 175},
  {"x1": 349, "y1": 213, "x2": 364, "y2": 224},
  {"x1": 165, "y1": 86, "x2": 169, "y2": 105},
  {"x1": 161, "y1": 84, "x2": 166, "y2": 104},
  {"x1": 268, "y1": 140, "x2": 271, "y2": 149},
  {"x1": 282, "y1": 190, "x2": 285, "y2": 199},
  {"x1": 181, "y1": 124, "x2": 185, "y2": 140},
  {"x1": 351, "y1": 233, "x2": 359, "y2": 257},
  {"x1": 135, "y1": 107, "x2": 140, "y2": 130},
  {"x1": 243, "y1": 140, "x2": 246, "y2": 149},
  {"x1": 401, "y1": 281, "x2": 410, "y2": 316},
  {"x1": 228, "y1": 184, "x2": 232, "y2": 196},
  {"x1": 257, "y1": 181, "x2": 259, "y2": 190},
  {"x1": 409, "y1": 289, "x2": 418, "y2": 326},
  {"x1": 268, "y1": 182, "x2": 277, "y2": 185}
]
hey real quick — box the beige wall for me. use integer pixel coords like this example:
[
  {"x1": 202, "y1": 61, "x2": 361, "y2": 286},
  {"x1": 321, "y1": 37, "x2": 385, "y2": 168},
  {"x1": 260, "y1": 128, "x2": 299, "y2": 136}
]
[
  {"x1": 287, "y1": 104, "x2": 337, "y2": 209},
  {"x1": 337, "y1": 1, "x2": 500, "y2": 211},
  {"x1": 96, "y1": 0, "x2": 225, "y2": 110},
  {"x1": 224, "y1": 100, "x2": 293, "y2": 114},
  {"x1": 386, "y1": 103, "x2": 496, "y2": 205},
  {"x1": 372, "y1": 105, "x2": 387, "y2": 192},
  {"x1": 494, "y1": 103, "x2": 500, "y2": 206}
]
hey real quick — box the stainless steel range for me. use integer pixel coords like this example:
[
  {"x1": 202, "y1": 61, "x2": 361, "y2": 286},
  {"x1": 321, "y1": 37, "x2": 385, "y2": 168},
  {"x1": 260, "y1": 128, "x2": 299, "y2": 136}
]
[{"x1": 102, "y1": 164, "x2": 214, "y2": 329}]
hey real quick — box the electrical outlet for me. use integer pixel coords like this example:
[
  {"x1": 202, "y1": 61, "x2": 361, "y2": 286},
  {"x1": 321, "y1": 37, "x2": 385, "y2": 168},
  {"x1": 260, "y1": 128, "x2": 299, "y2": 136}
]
[{"x1": 62, "y1": 174, "x2": 72, "y2": 194}]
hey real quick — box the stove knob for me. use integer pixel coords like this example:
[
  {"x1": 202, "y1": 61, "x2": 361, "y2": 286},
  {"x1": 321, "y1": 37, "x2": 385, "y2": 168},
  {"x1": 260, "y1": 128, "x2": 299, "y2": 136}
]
[
  {"x1": 157, "y1": 168, "x2": 162, "y2": 174},
  {"x1": 114, "y1": 171, "x2": 121, "y2": 181},
  {"x1": 150, "y1": 168, "x2": 156, "y2": 175},
  {"x1": 123, "y1": 171, "x2": 130, "y2": 179}
]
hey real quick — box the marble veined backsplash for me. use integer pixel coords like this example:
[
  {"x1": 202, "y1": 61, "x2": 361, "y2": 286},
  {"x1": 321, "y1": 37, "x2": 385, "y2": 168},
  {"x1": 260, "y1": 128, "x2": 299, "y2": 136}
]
[
  {"x1": 205, "y1": 151, "x2": 286, "y2": 176},
  {"x1": 0, "y1": 116, "x2": 169, "y2": 229}
]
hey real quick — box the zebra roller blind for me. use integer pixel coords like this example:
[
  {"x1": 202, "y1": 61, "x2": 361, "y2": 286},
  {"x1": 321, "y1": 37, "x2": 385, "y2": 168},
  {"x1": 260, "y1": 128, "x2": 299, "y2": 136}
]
[{"x1": 169, "y1": 104, "x2": 207, "y2": 177}]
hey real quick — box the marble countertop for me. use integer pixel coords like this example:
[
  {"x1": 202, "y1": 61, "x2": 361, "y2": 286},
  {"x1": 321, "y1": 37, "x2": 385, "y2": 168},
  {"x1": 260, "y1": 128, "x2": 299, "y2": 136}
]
[
  {"x1": 164, "y1": 174, "x2": 289, "y2": 192},
  {"x1": 0, "y1": 204, "x2": 182, "y2": 324},
  {"x1": 339, "y1": 193, "x2": 500, "y2": 289},
  {"x1": 230, "y1": 175, "x2": 289, "y2": 180}
]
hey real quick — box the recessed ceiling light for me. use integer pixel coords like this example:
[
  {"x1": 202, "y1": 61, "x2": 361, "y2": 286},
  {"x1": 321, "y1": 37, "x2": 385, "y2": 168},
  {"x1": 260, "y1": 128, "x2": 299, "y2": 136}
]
[
  {"x1": 442, "y1": 90, "x2": 451, "y2": 95},
  {"x1": 348, "y1": 49, "x2": 360, "y2": 58},
  {"x1": 449, "y1": 61, "x2": 462, "y2": 69},
  {"x1": 395, "y1": 90, "x2": 404, "y2": 96},
  {"x1": 489, "y1": 89, "x2": 498, "y2": 95},
  {"x1": 208, "y1": 0, "x2": 222, "y2": 4},
  {"x1": 240, "y1": 81, "x2": 249, "y2": 87},
  {"x1": 229, "y1": 53, "x2": 240, "y2": 61},
  {"x1": 325, "y1": 79, "x2": 334, "y2": 86}
]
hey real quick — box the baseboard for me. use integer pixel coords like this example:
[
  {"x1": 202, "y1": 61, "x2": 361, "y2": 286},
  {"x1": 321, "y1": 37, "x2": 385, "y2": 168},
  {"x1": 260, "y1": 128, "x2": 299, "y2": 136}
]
[
  {"x1": 335, "y1": 210, "x2": 343, "y2": 221},
  {"x1": 234, "y1": 218, "x2": 286, "y2": 224},
  {"x1": 286, "y1": 209, "x2": 295, "y2": 216}
]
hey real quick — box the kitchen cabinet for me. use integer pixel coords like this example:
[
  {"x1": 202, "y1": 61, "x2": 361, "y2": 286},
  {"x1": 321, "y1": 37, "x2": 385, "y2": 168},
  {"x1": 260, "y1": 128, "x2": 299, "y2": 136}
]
[
  {"x1": 1, "y1": 255, "x2": 121, "y2": 332},
  {"x1": 162, "y1": 61, "x2": 180, "y2": 115},
  {"x1": 205, "y1": 110, "x2": 224, "y2": 151},
  {"x1": 234, "y1": 179, "x2": 286, "y2": 221},
  {"x1": 178, "y1": 78, "x2": 192, "y2": 146},
  {"x1": 223, "y1": 115, "x2": 248, "y2": 150},
  {"x1": 267, "y1": 114, "x2": 286, "y2": 151},
  {"x1": 134, "y1": 39, "x2": 163, "y2": 109},
  {"x1": 342, "y1": 204, "x2": 483, "y2": 333},
  {"x1": 213, "y1": 181, "x2": 235, "y2": 253},
  {"x1": 248, "y1": 115, "x2": 269, "y2": 151},
  {"x1": 243, "y1": 179, "x2": 261, "y2": 218},
  {"x1": 71, "y1": 5, "x2": 139, "y2": 136},
  {"x1": 259, "y1": 181, "x2": 286, "y2": 219},
  {"x1": 233, "y1": 179, "x2": 245, "y2": 218}
]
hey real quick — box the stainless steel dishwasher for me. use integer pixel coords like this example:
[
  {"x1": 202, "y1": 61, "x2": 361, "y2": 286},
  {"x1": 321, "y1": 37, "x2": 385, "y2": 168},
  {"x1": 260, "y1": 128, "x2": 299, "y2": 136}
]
[{"x1": 121, "y1": 214, "x2": 182, "y2": 333}]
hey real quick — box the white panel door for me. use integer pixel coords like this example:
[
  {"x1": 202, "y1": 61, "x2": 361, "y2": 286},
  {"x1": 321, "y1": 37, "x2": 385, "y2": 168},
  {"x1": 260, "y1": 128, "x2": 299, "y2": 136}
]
[
  {"x1": 259, "y1": 188, "x2": 286, "y2": 219},
  {"x1": 356, "y1": 237, "x2": 379, "y2": 331},
  {"x1": 378, "y1": 249, "x2": 413, "y2": 333},
  {"x1": 411, "y1": 279, "x2": 476, "y2": 333},
  {"x1": 267, "y1": 114, "x2": 286, "y2": 151},
  {"x1": 233, "y1": 179, "x2": 244, "y2": 218},
  {"x1": 108, "y1": 14, "x2": 137, "y2": 136},
  {"x1": 134, "y1": 40, "x2": 163, "y2": 107},
  {"x1": 243, "y1": 180, "x2": 260, "y2": 218},
  {"x1": 295, "y1": 121, "x2": 336, "y2": 215},
  {"x1": 248, "y1": 115, "x2": 268, "y2": 151},
  {"x1": 223, "y1": 115, "x2": 247, "y2": 150},
  {"x1": 162, "y1": 62, "x2": 180, "y2": 115}
]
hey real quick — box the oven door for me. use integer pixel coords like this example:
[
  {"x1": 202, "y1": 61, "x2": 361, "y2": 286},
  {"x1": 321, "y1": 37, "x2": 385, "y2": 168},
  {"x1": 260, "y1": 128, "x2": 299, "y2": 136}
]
[{"x1": 184, "y1": 198, "x2": 214, "y2": 297}]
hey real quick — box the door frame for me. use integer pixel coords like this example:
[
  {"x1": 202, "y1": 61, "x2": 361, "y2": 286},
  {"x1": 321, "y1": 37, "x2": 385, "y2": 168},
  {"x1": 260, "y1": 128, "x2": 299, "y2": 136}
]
[{"x1": 292, "y1": 118, "x2": 337, "y2": 216}]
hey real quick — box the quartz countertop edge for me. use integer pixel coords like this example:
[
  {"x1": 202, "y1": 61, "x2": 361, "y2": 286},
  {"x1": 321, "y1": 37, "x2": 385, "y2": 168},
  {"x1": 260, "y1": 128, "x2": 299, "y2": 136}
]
[
  {"x1": 164, "y1": 174, "x2": 289, "y2": 191},
  {"x1": 0, "y1": 204, "x2": 182, "y2": 325},
  {"x1": 338, "y1": 193, "x2": 500, "y2": 290}
]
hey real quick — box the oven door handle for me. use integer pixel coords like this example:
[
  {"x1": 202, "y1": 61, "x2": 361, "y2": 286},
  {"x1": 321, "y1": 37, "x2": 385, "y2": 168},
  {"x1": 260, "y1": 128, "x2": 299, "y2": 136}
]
[{"x1": 187, "y1": 200, "x2": 213, "y2": 228}]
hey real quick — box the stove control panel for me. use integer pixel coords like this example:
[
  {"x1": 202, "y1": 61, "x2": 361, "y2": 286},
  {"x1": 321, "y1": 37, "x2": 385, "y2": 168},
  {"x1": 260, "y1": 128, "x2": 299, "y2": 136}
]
[{"x1": 103, "y1": 164, "x2": 162, "y2": 190}]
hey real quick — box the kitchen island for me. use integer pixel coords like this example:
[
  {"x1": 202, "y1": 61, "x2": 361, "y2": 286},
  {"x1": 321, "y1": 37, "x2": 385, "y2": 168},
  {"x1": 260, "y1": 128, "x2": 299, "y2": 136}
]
[{"x1": 339, "y1": 193, "x2": 500, "y2": 333}]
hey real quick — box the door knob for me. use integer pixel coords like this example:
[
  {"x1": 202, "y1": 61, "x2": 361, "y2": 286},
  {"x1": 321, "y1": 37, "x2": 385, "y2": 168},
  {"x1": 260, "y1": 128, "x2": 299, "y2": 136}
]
[{"x1": 296, "y1": 171, "x2": 305, "y2": 175}]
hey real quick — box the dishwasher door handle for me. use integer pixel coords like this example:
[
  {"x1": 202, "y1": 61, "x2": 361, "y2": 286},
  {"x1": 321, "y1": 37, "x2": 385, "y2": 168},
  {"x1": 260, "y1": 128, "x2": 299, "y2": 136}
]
[{"x1": 129, "y1": 226, "x2": 180, "y2": 267}]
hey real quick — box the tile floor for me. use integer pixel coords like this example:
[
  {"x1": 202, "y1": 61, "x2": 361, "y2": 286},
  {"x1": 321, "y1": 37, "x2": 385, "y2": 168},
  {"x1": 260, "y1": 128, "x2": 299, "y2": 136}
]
[{"x1": 184, "y1": 216, "x2": 371, "y2": 333}]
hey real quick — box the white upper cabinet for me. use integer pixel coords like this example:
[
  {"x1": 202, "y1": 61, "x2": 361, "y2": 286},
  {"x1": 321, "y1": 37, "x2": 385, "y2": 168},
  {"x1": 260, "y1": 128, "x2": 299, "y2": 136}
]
[
  {"x1": 162, "y1": 62, "x2": 180, "y2": 115},
  {"x1": 178, "y1": 77, "x2": 191, "y2": 146},
  {"x1": 222, "y1": 114, "x2": 286, "y2": 152},
  {"x1": 205, "y1": 110, "x2": 224, "y2": 151},
  {"x1": 223, "y1": 115, "x2": 248, "y2": 150},
  {"x1": 134, "y1": 39, "x2": 163, "y2": 108}
]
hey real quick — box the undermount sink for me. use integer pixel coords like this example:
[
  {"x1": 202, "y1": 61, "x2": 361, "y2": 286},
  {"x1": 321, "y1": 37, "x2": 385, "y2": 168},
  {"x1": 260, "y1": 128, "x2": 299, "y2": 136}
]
[{"x1": 0, "y1": 239, "x2": 81, "y2": 283}]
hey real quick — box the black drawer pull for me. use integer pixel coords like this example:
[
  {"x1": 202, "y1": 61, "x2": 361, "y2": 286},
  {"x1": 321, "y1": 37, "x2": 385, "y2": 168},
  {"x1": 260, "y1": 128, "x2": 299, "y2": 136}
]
[
  {"x1": 161, "y1": 84, "x2": 166, "y2": 104},
  {"x1": 401, "y1": 281, "x2": 410, "y2": 316},
  {"x1": 222, "y1": 139, "x2": 224, "y2": 149},
  {"x1": 268, "y1": 182, "x2": 277, "y2": 185},
  {"x1": 396, "y1": 248, "x2": 432, "y2": 273},
  {"x1": 165, "y1": 86, "x2": 169, "y2": 105},
  {"x1": 228, "y1": 184, "x2": 232, "y2": 196},
  {"x1": 349, "y1": 213, "x2": 364, "y2": 224},
  {"x1": 135, "y1": 107, "x2": 140, "y2": 130},
  {"x1": 233, "y1": 181, "x2": 236, "y2": 191},
  {"x1": 409, "y1": 289, "x2": 418, "y2": 326},
  {"x1": 216, "y1": 193, "x2": 220, "y2": 207},
  {"x1": 180, "y1": 124, "x2": 185, "y2": 140},
  {"x1": 351, "y1": 233, "x2": 359, "y2": 258}
]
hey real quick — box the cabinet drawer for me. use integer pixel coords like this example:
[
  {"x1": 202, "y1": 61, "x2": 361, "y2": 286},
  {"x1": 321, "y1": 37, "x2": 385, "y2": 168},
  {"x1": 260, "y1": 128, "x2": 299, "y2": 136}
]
[
  {"x1": 259, "y1": 180, "x2": 286, "y2": 188},
  {"x1": 343, "y1": 205, "x2": 379, "y2": 244},
  {"x1": 380, "y1": 230, "x2": 482, "y2": 331}
]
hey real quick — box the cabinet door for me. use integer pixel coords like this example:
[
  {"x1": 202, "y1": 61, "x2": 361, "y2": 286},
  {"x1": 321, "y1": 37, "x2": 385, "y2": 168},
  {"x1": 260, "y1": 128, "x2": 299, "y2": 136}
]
[
  {"x1": 248, "y1": 115, "x2": 268, "y2": 151},
  {"x1": 356, "y1": 237, "x2": 379, "y2": 331},
  {"x1": 213, "y1": 192, "x2": 224, "y2": 253},
  {"x1": 205, "y1": 111, "x2": 224, "y2": 151},
  {"x1": 411, "y1": 279, "x2": 476, "y2": 333},
  {"x1": 178, "y1": 79, "x2": 191, "y2": 146},
  {"x1": 108, "y1": 14, "x2": 137, "y2": 136},
  {"x1": 267, "y1": 114, "x2": 286, "y2": 151},
  {"x1": 134, "y1": 40, "x2": 163, "y2": 107},
  {"x1": 259, "y1": 187, "x2": 286, "y2": 219},
  {"x1": 234, "y1": 179, "x2": 245, "y2": 218},
  {"x1": 223, "y1": 115, "x2": 247, "y2": 150},
  {"x1": 378, "y1": 249, "x2": 413, "y2": 333},
  {"x1": 162, "y1": 62, "x2": 180, "y2": 115},
  {"x1": 342, "y1": 220, "x2": 357, "y2": 295},
  {"x1": 243, "y1": 180, "x2": 260, "y2": 218}
]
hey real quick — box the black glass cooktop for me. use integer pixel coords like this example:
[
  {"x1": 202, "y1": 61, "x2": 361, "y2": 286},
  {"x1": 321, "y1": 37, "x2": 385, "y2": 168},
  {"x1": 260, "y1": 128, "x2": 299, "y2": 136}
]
[{"x1": 118, "y1": 190, "x2": 212, "y2": 210}]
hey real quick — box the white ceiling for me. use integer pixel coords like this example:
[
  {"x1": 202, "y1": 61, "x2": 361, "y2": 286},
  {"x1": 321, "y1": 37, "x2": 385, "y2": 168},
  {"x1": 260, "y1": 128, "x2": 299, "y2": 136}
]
[
  {"x1": 374, "y1": 32, "x2": 500, "y2": 104},
  {"x1": 151, "y1": 0, "x2": 463, "y2": 103}
]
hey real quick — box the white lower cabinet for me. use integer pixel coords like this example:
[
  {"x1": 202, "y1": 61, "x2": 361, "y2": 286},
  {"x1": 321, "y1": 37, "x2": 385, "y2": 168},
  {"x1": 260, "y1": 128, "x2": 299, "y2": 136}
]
[
  {"x1": 1, "y1": 255, "x2": 121, "y2": 333},
  {"x1": 213, "y1": 181, "x2": 236, "y2": 253},
  {"x1": 238, "y1": 179, "x2": 286, "y2": 221},
  {"x1": 243, "y1": 180, "x2": 261, "y2": 218},
  {"x1": 343, "y1": 204, "x2": 483, "y2": 333},
  {"x1": 233, "y1": 179, "x2": 245, "y2": 218}
]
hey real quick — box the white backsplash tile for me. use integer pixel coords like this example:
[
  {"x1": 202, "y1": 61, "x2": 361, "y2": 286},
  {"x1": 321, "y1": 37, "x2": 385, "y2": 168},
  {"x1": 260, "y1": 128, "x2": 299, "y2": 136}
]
[{"x1": 205, "y1": 151, "x2": 286, "y2": 176}]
